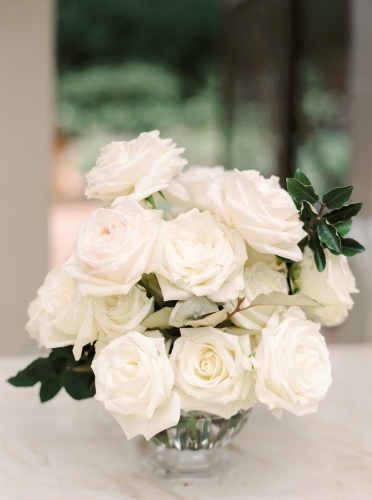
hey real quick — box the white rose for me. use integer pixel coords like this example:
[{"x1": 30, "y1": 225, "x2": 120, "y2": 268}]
[
  {"x1": 85, "y1": 130, "x2": 187, "y2": 203},
  {"x1": 163, "y1": 165, "x2": 226, "y2": 212},
  {"x1": 208, "y1": 169, "x2": 307, "y2": 261},
  {"x1": 170, "y1": 326, "x2": 256, "y2": 418},
  {"x1": 246, "y1": 245, "x2": 287, "y2": 272},
  {"x1": 291, "y1": 247, "x2": 359, "y2": 327},
  {"x1": 255, "y1": 307, "x2": 332, "y2": 416},
  {"x1": 93, "y1": 285, "x2": 154, "y2": 341},
  {"x1": 155, "y1": 208, "x2": 247, "y2": 303},
  {"x1": 64, "y1": 198, "x2": 164, "y2": 296},
  {"x1": 228, "y1": 262, "x2": 289, "y2": 331},
  {"x1": 26, "y1": 267, "x2": 95, "y2": 360},
  {"x1": 92, "y1": 332, "x2": 181, "y2": 440}
]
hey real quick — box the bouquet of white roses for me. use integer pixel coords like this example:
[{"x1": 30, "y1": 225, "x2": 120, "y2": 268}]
[{"x1": 9, "y1": 130, "x2": 364, "y2": 441}]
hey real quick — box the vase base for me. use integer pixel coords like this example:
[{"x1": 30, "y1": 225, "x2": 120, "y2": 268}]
[{"x1": 145, "y1": 445, "x2": 230, "y2": 482}]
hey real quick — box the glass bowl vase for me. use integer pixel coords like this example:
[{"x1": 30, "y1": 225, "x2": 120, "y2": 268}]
[{"x1": 146, "y1": 409, "x2": 251, "y2": 480}]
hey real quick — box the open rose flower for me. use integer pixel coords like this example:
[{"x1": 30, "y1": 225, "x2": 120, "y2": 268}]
[
  {"x1": 85, "y1": 130, "x2": 187, "y2": 203},
  {"x1": 92, "y1": 332, "x2": 181, "y2": 440},
  {"x1": 255, "y1": 307, "x2": 332, "y2": 416},
  {"x1": 26, "y1": 267, "x2": 95, "y2": 360},
  {"x1": 291, "y1": 247, "x2": 359, "y2": 327},
  {"x1": 163, "y1": 165, "x2": 226, "y2": 213},
  {"x1": 93, "y1": 285, "x2": 154, "y2": 341},
  {"x1": 155, "y1": 208, "x2": 247, "y2": 303},
  {"x1": 208, "y1": 169, "x2": 307, "y2": 261},
  {"x1": 64, "y1": 198, "x2": 164, "y2": 296},
  {"x1": 170, "y1": 326, "x2": 256, "y2": 418},
  {"x1": 227, "y1": 262, "x2": 289, "y2": 331}
]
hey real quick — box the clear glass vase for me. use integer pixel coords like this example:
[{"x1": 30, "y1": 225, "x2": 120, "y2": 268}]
[{"x1": 145, "y1": 409, "x2": 251, "y2": 480}]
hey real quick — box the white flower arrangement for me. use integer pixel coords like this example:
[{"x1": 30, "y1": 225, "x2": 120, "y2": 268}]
[{"x1": 9, "y1": 130, "x2": 364, "y2": 441}]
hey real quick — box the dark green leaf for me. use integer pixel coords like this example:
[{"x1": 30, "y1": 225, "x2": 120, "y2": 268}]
[
  {"x1": 324, "y1": 203, "x2": 363, "y2": 224},
  {"x1": 7, "y1": 357, "x2": 51, "y2": 387},
  {"x1": 287, "y1": 178, "x2": 319, "y2": 205},
  {"x1": 317, "y1": 219, "x2": 341, "y2": 253},
  {"x1": 308, "y1": 232, "x2": 326, "y2": 272},
  {"x1": 52, "y1": 346, "x2": 75, "y2": 360},
  {"x1": 323, "y1": 185, "x2": 354, "y2": 210},
  {"x1": 301, "y1": 200, "x2": 317, "y2": 220},
  {"x1": 7, "y1": 374, "x2": 36, "y2": 387},
  {"x1": 63, "y1": 368, "x2": 96, "y2": 400},
  {"x1": 40, "y1": 376, "x2": 62, "y2": 402},
  {"x1": 340, "y1": 238, "x2": 366, "y2": 257},
  {"x1": 294, "y1": 170, "x2": 311, "y2": 186},
  {"x1": 334, "y1": 220, "x2": 352, "y2": 237}
]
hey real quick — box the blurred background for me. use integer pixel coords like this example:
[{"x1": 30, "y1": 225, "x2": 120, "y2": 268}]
[{"x1": 1, "y1": 0, "x2": 371, "y2": 354}]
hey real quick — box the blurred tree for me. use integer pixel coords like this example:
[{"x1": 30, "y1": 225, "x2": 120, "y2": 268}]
[{"x1": 57, "y1": 0, "x2": 221, "y2": 94}]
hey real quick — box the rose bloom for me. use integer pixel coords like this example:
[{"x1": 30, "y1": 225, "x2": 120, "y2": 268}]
[
  {"x1": 26, "y1": 267, "x2": 95, "y2": 360},
  {"x1": 163, "y1": 165, "x2": 226, "y2": 213},
  {"x1": 84, "y1": 130, "x2": 187, "y2": 203},
  {"x1": 228, "y1": 262, "x2": 289, "y2": 331},
  {"x1": 155, "y1": 208, "x2": 247, "y2": 303},
  {"x1": 93, "y1": 285, "x2": 154, "y2": 341},
  {"x1": 291, "y1": 247, "x2": 359, "y2": 327},
  {"x1": 92, "y1": 332, "x2": 181, "y2": 440},
  {"x1": 208, "y1": 169, "x2": 306, "y2": 261},
  {"x1": 63, "y1": 198, "x2": 164, "y2": 296},
  {"x1": 170, "y1": 326, "x2": 256, "y2": 418},
  {"x1": 255, "y1": 307, "x2": 332, "y2": 416}
]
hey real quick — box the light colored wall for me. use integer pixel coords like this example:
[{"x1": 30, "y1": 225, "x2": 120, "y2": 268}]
[
  {"x1": 0, "y1": 1, "x2": 53, "y2": 354},
  {"x1": 338, "y1": 0, "x2": 372, "y2": 342}
]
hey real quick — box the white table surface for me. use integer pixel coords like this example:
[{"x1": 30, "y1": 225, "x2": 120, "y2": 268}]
[{"x1": 1, "y1": 344, "x2": 372, "y2": 500}]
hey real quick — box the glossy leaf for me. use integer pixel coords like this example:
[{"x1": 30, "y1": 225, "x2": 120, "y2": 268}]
[
  {"x1": 294, "y1": 169, "x2": 311, "y2": 186},
  {"x1": 340, "y1": 238, "x2": 366, "y2": 257},
  {"x1": 317, "y1": 219, "x2": 341, "y2": 254},
  {"x1": 308, "y1": 232, "x2": 326, "y2": 272},
  {"x1": 334, "y1": 220, "x2": 352, "y2": 237},
  {"x1": 287, "y1": 178, "x2": 319, "y2": 204},
  {"x1": 323, "y1": 185, "x2": 354, "y2": 210},
  {"x1": 324, "y1": 203, "x2": 363, "y2": 224}
]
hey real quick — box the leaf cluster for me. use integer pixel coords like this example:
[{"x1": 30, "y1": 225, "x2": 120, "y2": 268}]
[
  {"x1": 7, "y1": 345, "x2": 96, "y2": 403},
  {"x1": 287, "y1": 170, "x2": 365, "y2": 272}
]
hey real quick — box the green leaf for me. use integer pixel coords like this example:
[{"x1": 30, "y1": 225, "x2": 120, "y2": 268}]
[
  {"x1": 250, "y1": 291, "x2": 319, "y2": 307},
  {"x1": 340, "y1": 237, "x2": 366, "y2": 257},
  {"x1": 317, "y1": 219, "x2": 341, "y2": 253},
  {"x1": 52, "y1": 346, "x2": 75, "y2": 360},
  {"x1": 158, "y1": 190, "x2": 166, "y2": 201},
  {"x1": 145, "y1": 195, "x2": 156, "y2": 209},
  {"x1": 300, "y1": 200, "x2": 318, "y2": 230},
  {"x1": 334, "y1": 220, "x2": 352, "y2": 237},
  {"x1": 324, "y1": 203, "x2": 363, "y2": 224},
  {"x1": 323, "y1": 185, "x2": 354, "y2": 210},
  {"x1": 294, "y1": 169, "x2": 311, "y2": 186},
  {"x1": 287, "y1": 178, "x2": 319, "y2": 205},
  {"x1": 308, "y1": 232, "x2": 326, "y2": 272},
  {"x1": 40, "y1": 376, "x2": 62, "y2": 402},
  {"x1": 63, "y1": 368, "x2": 95, "y2": 400},
  {"x1": 141, "y1": 274, "x2": 164, "y2": 308},
  {"x1": 7, "y1": 357, "x2": 51, "y2": 387},
  {"x1": 301, "y1": 200, "x2": 317, "y2": 220}
]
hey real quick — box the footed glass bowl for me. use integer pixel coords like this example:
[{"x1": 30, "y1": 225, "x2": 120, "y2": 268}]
[{"x1": 146, "y1": 409, "x2": 251, "y2": 480}]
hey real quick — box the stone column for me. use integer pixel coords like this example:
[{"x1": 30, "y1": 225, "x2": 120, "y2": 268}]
[{"x1": 0, "y1": 1, "x2": 54, "y2": 354}]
